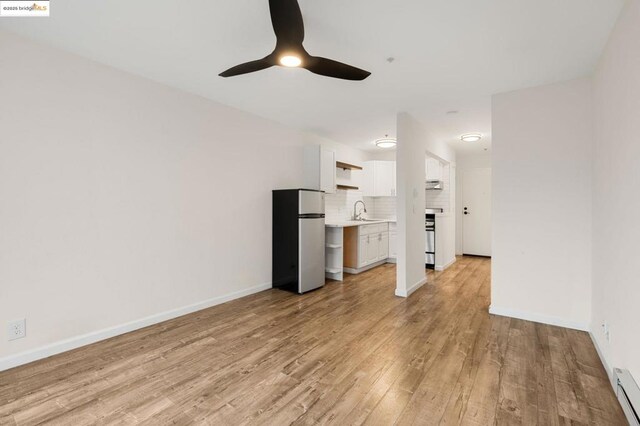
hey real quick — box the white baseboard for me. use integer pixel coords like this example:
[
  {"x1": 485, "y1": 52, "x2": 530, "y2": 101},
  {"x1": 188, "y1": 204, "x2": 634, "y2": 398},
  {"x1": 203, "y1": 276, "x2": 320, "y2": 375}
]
[
  {"x1": 589, "y1": 331, "x2": 615, "y2": 387},
  {"x1": 344, "y1": 259, "x2": 387, "y2": 275},
  {"x1": 395, "y1": 276, "x2": 427, "y2": 298},
  {"x1": 435, "y1": 257, "x2": 457, "y2": 271},
  {"x1": 0, "y1": 282, "x2": 272, "y2": 372},
  {"x1": 386, "y1": 257, "x2": 397, "y2": 264},
  {"x1": 488, "y1": 305, "x2": 590, "y2": 332}
]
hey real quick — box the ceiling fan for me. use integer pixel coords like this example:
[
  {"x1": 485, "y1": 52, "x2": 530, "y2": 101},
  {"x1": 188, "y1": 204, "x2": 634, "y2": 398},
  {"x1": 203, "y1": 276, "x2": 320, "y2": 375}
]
[{"x1": 219, "y1": 0, "x2": 371, "y2": 81}]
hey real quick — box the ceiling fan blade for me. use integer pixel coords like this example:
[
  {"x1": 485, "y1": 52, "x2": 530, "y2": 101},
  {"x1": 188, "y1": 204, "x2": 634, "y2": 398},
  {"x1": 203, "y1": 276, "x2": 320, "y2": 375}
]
[
  {"x1": 304, "y1": 57, "x2": 371, "y2": 81},
  {"x1": 269, "y1": 0, "x2": 304, "y2": 46},
  {"x1": 219, "y1": 58, "x2": 274, "y2": 78}
]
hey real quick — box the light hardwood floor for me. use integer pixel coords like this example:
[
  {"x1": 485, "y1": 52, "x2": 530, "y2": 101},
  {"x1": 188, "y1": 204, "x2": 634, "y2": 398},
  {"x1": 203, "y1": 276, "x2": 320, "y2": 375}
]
[{"x1": 0, "y1": 257, "x2": 626, "y2": 425}]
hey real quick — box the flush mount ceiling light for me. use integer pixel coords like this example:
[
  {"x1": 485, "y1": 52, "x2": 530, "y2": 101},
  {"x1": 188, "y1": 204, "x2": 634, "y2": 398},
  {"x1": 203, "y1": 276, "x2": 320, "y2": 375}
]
[
  {"x1": 461, "y1": 133, "x2": 482, "y2": 142},
  {"x1": 280, "y1": 55, "x2": 302, "y2": 67},
  {"x1": 375, "y1": 135, "x2": 397, "y2": 149}
]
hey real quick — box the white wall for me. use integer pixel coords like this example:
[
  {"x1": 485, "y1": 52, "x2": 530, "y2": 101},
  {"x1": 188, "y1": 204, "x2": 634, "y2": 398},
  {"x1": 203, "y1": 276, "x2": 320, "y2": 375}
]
[
  {"x1": 367, "y1": 150, "x2": 397, "y2": 161},
  {"x1": 592, "y1": 0, "x2": 640, "y2": 381},
  {"x1": 396, "y1": 113, "x2": 456, "y2": 296},
  {"x1": 455, "y1": 153, "x2": 492, "y2": 254},
  {"x1": 0, "y1": 32, "x2": 365, "y2": 369},
  {"x1": 491, "y1": 78, "x2": 593, "y2": 330},
  {"x1": 395, "y1": 114, "x2": 429, "y2": 297},
  {"x1": 435, "y1": 214, "x2": 456, "y2": 271}
]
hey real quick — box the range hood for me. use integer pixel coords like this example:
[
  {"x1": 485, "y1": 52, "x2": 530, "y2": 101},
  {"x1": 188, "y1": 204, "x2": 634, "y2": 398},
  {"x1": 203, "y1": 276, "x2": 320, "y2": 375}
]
[{"x1": 426, "y1": 180, "x2": 443, "y2": 190}]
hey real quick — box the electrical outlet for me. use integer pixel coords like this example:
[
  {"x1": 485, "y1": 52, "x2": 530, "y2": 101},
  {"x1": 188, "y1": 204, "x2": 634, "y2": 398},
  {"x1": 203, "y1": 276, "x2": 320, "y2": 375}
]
[{"x1": 7, "y1": 319, "x2": 26, "y2": 341}]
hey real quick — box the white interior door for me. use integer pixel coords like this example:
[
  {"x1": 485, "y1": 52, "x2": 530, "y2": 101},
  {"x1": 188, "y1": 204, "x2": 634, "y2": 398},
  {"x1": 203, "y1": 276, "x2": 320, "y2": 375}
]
[{"x1": 462, "y1": 168, "x2": 492, "y2": 256}]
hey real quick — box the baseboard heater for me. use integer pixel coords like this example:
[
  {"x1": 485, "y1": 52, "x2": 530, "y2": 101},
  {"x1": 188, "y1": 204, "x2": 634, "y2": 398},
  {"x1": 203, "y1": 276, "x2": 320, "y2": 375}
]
[{"x1": 615, "y1": 369, "x2": 640, "y2": 425}]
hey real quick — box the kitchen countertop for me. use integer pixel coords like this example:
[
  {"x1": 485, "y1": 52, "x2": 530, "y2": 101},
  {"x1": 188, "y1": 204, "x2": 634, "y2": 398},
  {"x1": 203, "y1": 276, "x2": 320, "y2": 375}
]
[{"x1": 325, "y1": 219, "x2": 396, "y2": 228}]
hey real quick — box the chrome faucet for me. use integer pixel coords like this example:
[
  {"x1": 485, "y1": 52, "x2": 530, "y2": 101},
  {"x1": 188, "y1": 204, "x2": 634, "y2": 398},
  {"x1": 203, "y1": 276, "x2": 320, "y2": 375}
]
[{"x1": 353, "y1": 200, "x2": 367, "y2": 221}]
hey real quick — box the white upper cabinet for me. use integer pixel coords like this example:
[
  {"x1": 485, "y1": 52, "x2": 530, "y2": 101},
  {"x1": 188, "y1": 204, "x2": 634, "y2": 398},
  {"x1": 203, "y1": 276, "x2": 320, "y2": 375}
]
[
  {"x1": 363, "y1": 161, "x2": 396, "y2": 197},
  {"x1": 426, "y1": 157, "x2": 443, "y2": 181},
  {"x1": 304, "y1": 145, "x2": 336, "y2": 194}
]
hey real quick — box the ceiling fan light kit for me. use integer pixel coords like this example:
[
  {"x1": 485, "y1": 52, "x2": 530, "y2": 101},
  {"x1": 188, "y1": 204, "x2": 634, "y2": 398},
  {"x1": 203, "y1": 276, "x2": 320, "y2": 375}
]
[
  {"x1": 219, "y1": 0, "x2": 371, "y2": 81},
  {"x1": 279, "y1": 55, "x2": 302, "y2": 67}
]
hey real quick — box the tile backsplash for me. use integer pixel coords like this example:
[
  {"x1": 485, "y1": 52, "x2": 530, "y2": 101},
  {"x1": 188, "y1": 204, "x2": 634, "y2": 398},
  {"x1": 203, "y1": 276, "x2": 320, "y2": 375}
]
[
  {"x1": 366, "y1": 196, "x2": 396, "y2": 219},
  {"x1": 325, "y1": 190, "x2": 365, "y2": 221},
  {"x1": 325, "y1": 191, "x2": 396, "y2": 221}
]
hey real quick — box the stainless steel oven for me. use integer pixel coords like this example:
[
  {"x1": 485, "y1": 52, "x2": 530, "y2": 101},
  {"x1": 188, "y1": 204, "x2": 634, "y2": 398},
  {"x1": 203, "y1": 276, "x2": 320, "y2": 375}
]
[{"x1": 425, "y1": 213, "x2": 435, "y2": 269}]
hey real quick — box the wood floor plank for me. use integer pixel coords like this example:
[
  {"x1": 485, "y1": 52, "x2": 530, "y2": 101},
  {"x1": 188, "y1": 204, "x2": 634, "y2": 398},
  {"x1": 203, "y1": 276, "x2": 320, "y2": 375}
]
[
  {"x1": 457, "y1": 315, "x2": 511, "y2": 426},
  {"x1": 0, "y1": 257, "x2": 626, "y2": 425},
  {"x1": 534, "y1": 324, "x2": 561, "y2": 426}
]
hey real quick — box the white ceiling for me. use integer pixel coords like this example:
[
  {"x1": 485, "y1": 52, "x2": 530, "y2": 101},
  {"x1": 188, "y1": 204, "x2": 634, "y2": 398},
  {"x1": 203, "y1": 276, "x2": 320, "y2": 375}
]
[
  {"x1": 0, "y1": 0, "x2": 624, "y2": 155},
  {"x1": 413, "y1": 97, "x2": 493, "y2": 156}
]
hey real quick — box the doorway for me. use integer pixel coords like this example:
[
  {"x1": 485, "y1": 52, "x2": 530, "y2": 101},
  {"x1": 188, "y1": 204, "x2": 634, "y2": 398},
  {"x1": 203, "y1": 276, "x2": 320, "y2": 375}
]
[{"x1": 462, "y1": 168, "x2": 492, "y2": 256}]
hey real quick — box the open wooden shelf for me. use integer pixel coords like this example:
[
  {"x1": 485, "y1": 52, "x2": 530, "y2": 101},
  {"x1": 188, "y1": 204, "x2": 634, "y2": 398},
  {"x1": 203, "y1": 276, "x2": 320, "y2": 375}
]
[
  {"x1": 336, "y1": 161, "x2": 363, "y2": 171},
  {"x1": 337, "y1": 184, "x2": 359, "y2": 191}
]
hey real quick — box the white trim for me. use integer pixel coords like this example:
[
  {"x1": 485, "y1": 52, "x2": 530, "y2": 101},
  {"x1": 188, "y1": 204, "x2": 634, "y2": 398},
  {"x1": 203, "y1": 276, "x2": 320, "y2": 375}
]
[
  {"x1": 435, "y1": 257, "x2": 457, "y2": 271},
  {"x1": 589, "y1": 331, "x2": 615, "y2": 387},
  {"x1": 386, "y1": 257, "x2": 397, "y2": 264},
  {"x1": 344, "y1": 259, "x2": 387, "y2": 275},
  {"x1": 0, "y1": 282, "x2": 272, "y2": 372},
  {"x1": 488, "y1": 305, "x2": 589, "y2": 331},
  {"x1": 395, "y1": 276, "x2": 427, "y2": 298}
]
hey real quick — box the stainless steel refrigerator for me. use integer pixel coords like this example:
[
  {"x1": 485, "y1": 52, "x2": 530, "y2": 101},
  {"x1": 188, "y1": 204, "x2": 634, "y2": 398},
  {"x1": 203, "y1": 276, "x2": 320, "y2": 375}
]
[{"x1": 272, "y1": 189, "x2": 325, "y2": 294}]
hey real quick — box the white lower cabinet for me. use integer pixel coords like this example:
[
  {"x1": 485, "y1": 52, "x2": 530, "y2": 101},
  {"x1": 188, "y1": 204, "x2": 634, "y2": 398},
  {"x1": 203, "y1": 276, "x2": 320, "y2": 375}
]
[
  {"x1": 379, "y1": 232, "x2": 389, "y2": 260},
  {"x1": 369, "y1": 235, "x2": 380, "y2": 265},
  {"x1": 358, "y1": 235, "x2": 369, "y2": 268},
  {"x1": 355, "y1": 223, "x2": 390, "y2": 269}
]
